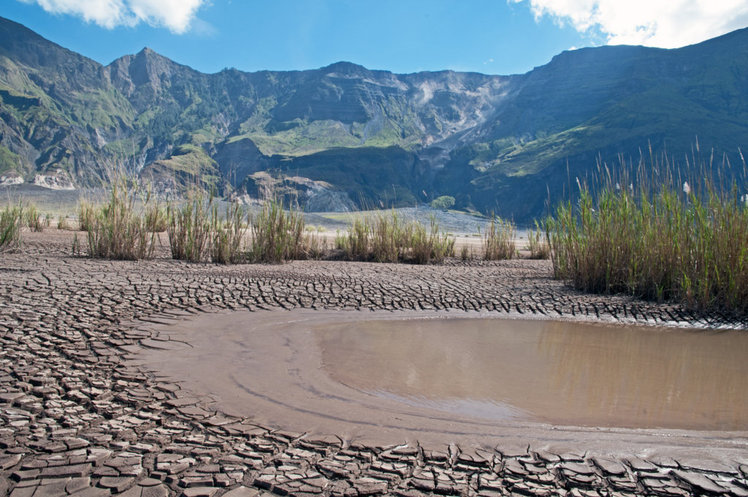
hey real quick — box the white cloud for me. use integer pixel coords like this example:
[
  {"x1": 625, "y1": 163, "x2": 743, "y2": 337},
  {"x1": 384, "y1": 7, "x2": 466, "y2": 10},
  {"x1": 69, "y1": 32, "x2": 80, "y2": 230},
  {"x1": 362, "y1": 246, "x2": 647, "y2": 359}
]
[
  {"x1": 509, "y1": 0, "x2": 748, "y2": 48},
  {"x1": 19, "y1": 0, "x2": 207, "y2": 33}
]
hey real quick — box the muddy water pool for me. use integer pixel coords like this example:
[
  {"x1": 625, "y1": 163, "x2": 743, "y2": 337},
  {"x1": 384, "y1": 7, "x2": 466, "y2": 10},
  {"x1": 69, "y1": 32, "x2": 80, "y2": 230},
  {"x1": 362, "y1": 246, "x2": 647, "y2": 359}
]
[
  {"x1": 137, "y1": 310, "x2": 748, "y2": 453},
  {"x1": 317, "y1": 317, "x2": 748, "y2": 430}
]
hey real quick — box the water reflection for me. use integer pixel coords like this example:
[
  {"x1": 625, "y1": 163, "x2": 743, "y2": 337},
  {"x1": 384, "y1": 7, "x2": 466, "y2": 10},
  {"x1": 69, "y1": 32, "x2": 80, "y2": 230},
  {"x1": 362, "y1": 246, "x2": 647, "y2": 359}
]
[{"x1": 316, "y1": 318, "x2": 748, "y2": 430}]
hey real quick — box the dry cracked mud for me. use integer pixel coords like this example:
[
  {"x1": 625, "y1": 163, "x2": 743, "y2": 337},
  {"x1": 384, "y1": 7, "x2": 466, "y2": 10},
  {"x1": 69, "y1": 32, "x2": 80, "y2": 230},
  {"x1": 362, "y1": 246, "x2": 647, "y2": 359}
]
[{"x1": 1, "y1": 230, "x2": 747, "y2": 497}]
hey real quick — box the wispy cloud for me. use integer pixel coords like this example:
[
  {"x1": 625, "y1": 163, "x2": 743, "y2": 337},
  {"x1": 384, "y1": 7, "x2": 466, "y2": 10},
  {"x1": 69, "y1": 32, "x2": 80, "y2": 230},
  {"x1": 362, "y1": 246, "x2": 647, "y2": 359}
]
[
  {"x1": 18, "y1": 0, "x2": 208, "y2": 33},
  {"x1": 509, "y1": 0, "x2": 748, "y2": 48}
]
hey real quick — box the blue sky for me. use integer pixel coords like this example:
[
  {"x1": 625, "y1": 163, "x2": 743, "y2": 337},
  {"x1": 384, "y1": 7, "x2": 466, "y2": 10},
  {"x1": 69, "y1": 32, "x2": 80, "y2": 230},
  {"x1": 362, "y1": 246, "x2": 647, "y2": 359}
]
[{"x1": 4, "y1": 0, "x2": 748, "y2": 76}]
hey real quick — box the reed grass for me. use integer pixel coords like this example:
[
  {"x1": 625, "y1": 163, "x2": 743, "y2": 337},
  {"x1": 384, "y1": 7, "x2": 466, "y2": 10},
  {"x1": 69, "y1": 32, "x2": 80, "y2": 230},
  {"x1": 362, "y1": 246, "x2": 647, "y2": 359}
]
[
  {"x1": 76, "y1": 182, "x2": 319, "y2": 264},
  {"x1": 146, "y1": 205, "x2": 168, "y2": 233},
  {"x1": 303, "y1": 230, "x2": 328, "y2": 260},
  {"x1": 23, "y1": 203, "x2": 44, "y2": 232},
  {"x1": 482, "y1": 216, "x2": 516, "y2": 260},
  {"x1": 249, "y1": 198, "x2": 306, "y2": 263},
  {"x1": 84, "y1": 179, "x2": 156, "y2": 260},
  {"x1": 166, "y1": 191, "x2": 213, "y2": 262},
  {"x1": 57, "y1": 215, "x2": 70, "y2": 230},
  {"x1": 0, "y1": 203, "x2": 23, "y2": 250},
  {"x1": 71, "y1": 233, "x2": 80, "y2": 256},
  {"x1": 408, "y1": 215, "x2": 455, "y2": 264},
  {"x1": 210, "y1": 202, "x2": 247, "y2": 264},
  {"x1": 78, "y1": 199, "x2": 97, "y2": 232},
  {"x1": 335, "y1": 217, "x2": 370, "y2": 259},
  {"x1": 460, "y1": 244, "x2": 471, "y2": 261},
  {"x1": 527, "y1": 222, "x2": 550, "y2": 259},
  {"x1": 167, "y1": 196, "x2": 317, "y2": 264},
  {"x1": 335, "y1": 211, "x2": 454, "y2": 263},
  {"x1": 370, "y1": 211, "x2": 401, "y2": 262},
  {"x1": 545, "y1": 155, "x2": 748, "y2": 315}
]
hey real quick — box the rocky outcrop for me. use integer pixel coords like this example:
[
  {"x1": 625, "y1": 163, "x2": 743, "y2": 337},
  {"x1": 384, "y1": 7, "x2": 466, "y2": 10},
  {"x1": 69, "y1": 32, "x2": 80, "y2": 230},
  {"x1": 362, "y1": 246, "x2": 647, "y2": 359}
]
[
  {"x1": 32, "y1": 169, "x2": 75, "y2": 190},
  {"x1": 243, "y1": 172, "x2": 356, "y2": 212},
  {"x1": 215, "y1": 139, "x2": 270, "y2": 188}
]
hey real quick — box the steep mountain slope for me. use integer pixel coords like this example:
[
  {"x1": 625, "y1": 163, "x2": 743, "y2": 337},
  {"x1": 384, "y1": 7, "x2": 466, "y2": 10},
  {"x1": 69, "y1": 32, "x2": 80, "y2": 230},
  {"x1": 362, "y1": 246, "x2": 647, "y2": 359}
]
[
  {"x1": 0, "y1": 17, "x2": 135, "y2": 187},
  {"x1": 0, "y1": 16, "x2": 746, "y2": 221},
  {"x1": 267, "y1": 33, "x2": 746, "y2": 219},
  {"x1": 434, "y1": 31, "x2": 748, "y2": 218}
]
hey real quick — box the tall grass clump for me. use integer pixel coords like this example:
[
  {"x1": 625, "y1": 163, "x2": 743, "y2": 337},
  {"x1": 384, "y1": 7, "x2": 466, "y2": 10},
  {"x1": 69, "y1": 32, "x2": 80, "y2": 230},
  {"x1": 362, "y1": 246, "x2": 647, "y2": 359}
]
[
  {"x1": 57, "y1": 215, "x2": 71, "y2": 230},
  {"x1": 167, "y1": 195, "x2": 318, "y2": 264},
  {"x1": 303, "y1": 226, "x2": 328, "y2": 260},
  {"x1": 527, "y1": 221, "x2": 550, "y2": 259},
  {"x1": 78, "y1": 199, "x2": 97, "y2": 232},
  {"x1": 370, "y1": 211, "x2": 402, "y2": 262},
  {"x1": 146, "y1": 205, "x2": 169, "y2": 233},
  {"x1": 335, "y1": 216, "x2": 371, "y2": 259},
  {"x1": 23, "y1": 203, "x2": 44, "y2": 232},
  {"x1": 0, "y1": 203, "x2": 23, "y2": 250},
  {"x1": 249, "y1": 198, "x2": 305, "y2": 262},
  {"x1": 210, "y1": 202, "x2": 248, "y2": 264},
  {"x1": 84, "y1": 179, "x2": 156, "y2": 260},
  {"x1": 166, "y1": 191, "x2": 213, "y2": 262},
  {"x1": 546, "y1": 156, "x2": 748, "y2": 315},
  {"x1": 482, "y1": 215, "x2": 516, "y2": 260},
  {"x1": 407, "y1": 215, "x2": 455, "y2": 263},
  {"x1": 460, "y1": 244, "x2": 472, "y2": 261},
  {"x1": 335, "y1": 211, "x2": 454, "y2": 263}
]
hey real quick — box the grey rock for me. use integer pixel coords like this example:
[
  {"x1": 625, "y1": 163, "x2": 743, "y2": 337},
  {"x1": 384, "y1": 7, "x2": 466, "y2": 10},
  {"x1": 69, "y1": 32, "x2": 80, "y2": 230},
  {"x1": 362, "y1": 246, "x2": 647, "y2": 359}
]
[
  {"x1": 141, "y1": 485, "x2": 169, "y2": 497},
  {"x1": 180, "y1": 488, "x2": 219, "y2": 497},
  {"x1": 40, "y1": 463, "x2": 92, "y2": 478},
  {"x1": 98, "y1": 476, "x2": 135, "y2": 492},
  {"x1": 677, "y1": 459, "x2": 738, "y2": 475},
  {"x1": 221, "y1": 487, "x2": 259, "y2": 497},
  {"x1": 0, "y1": 453, "x2": 23, "y2": 469},
  {"x1": 560, "y1": 462, "x2": 595, "y2": 476},
  {"x1": 671, "y1": 470, "x2": 726, "y2": 494},
  {"x1": 67, "y1": 477, "x2": 92, "y2": 493},
  {"x1": 68, "y1": 487, "x2": 111, "y2": 497},
  {"x1": 593, "y1": 457, "x2": 626, "y2": 476},
  {"x1": 138, "y1": 478, "x2": 162, "y2": 487},
  {"x1": 625, "y1": 457, "x2": 657, "y2": 472}
]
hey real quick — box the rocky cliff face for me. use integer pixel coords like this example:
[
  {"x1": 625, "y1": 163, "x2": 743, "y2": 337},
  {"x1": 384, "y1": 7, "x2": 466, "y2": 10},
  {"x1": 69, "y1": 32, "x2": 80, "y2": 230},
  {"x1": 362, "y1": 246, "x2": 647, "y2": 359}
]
[{"x1": 0, "y1": 16, "x2": 746, "y2": 220}]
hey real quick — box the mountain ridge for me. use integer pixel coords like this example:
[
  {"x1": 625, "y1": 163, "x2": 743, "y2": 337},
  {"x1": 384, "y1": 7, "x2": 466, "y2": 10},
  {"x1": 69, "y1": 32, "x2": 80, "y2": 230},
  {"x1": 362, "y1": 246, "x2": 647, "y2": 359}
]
[{"x1": 0, "y1": 16, "x2": 746, "y2": 221}]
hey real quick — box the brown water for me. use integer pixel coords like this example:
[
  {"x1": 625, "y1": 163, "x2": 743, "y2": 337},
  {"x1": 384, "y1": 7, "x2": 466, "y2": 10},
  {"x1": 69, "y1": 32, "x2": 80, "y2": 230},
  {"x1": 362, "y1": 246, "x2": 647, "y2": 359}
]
[
  {"x1": 137, "y1": 310, "x2": 748, "y2": 454},
  {"x1": 316, "y1": 318, "x2": 748, "y2": 430}
]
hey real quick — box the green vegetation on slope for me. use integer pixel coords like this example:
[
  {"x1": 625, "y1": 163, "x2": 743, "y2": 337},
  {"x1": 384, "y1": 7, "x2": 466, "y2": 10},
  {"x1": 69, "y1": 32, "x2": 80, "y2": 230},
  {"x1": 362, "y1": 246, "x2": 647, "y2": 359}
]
[{"x1": 0, "y1": 145, "x2": 20, "y2": 175}]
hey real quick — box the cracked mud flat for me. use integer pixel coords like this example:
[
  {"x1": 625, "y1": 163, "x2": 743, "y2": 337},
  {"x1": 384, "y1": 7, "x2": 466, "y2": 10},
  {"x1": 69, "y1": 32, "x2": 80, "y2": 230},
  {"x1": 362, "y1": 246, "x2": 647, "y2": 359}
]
[{"x1": 1, "y1": 230, "x2": 747, "y2": 497}]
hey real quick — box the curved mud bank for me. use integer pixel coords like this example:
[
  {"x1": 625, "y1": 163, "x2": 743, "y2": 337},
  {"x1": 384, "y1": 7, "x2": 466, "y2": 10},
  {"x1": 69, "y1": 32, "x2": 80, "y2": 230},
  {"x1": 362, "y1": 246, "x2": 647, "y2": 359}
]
[{"x1": 137, "y1": 309, "x2": 748, "y2": 459}]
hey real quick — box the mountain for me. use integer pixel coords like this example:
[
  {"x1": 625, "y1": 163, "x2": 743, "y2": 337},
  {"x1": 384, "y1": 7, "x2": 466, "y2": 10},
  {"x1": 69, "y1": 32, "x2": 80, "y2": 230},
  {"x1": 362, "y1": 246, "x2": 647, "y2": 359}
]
[{"x1": 0, "y1": 16, "x2": 746, "y2": 221}]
